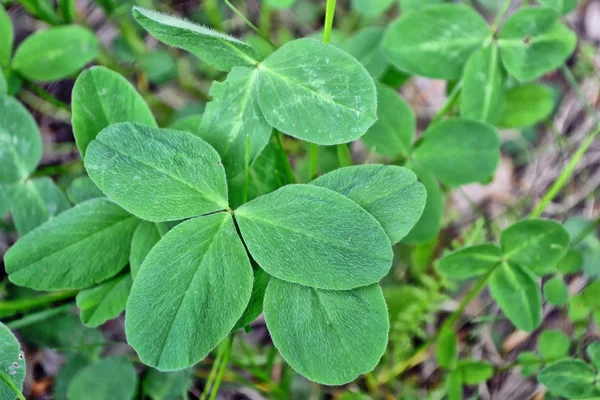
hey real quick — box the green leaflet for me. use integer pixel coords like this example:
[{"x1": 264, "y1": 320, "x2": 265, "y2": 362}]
[
  {"x1": 538, "y1": 330, "x2": 570, "y2": 359},
  {"x1": 236, "y1": 184, "x2": 393, "y2": 290},
  {"x1": 256, "y1": 39, "x2": 377, "y2": 145},
  {"x1": 557, "y1": 248, "x2": 583, "y2": 275},
  {"x1": 71, "y1": 66, "x2": 157, "y2": 157},
  {"x1": 498, "y1": 7, "x2": 576, "y2": 82},
  {"x1": 132, "y1": 7, "x2": 259, "y2": 71},
  {"x1": 543, "y1": 276, "x2": 569, "y2": 306},
  {"x1": 66, "y1": 176, "x2": 104, "y2": 204},
  {"x1": 499, "y1": 83, "x2": 555, "y2": 128},
  {"x1": 0, "y1": 323, "x2": 26, "y2": 400},
  {"x1": 382, "y1": 4, "x2": 489, "y2": 79},
  {"x1": 168, "y1": 115, "x2": 202, "y2": 135},
  {"x1": 342, "y1": 27, "x2": 389, "y2": 79},
  {"x1": 445, "y1": 370, "x2": 462, "y2": 400},
  {"x1": 351, "y1": 0, "x2": 395, "y2": 17},
  {"x1": 489, "y1": 261, "x2": 541, "y2": 332},
  {"x1": 85, "y1": 123, "x2": 229, "y2": 222},
  {"x1": 310, "y1": 165, "x2": 426, "y2": 244},
  {"x1": 140, "y1": 50, "x2": 178, "y2": 84},
  {"x1": 501, "y1": 219, "x2": 570, "y2": 275},
  {"x1": 400, "y1": 0, "x2": 445, "y2": 12},
  {"x1": 130, "y1": 221, "x2": 164, "y2": 278},
  {"x1": 11, "y1": 178, "x2": 71, "y2": 235},
  {"x1": 233, "y1": 267, "x2": 270, "y2": 331},
  {"x1": 411, "y1": 118, "x2": 501, "y2": 187},
  {"x1": 587, "y1": 342, "x2": 600, "y2": 370},
  {"x1": 265, "y1": 0, "x2": 295, "y2": 8},
  {"x1": 539, "y1": 0, "x2": 579, "y2": 14},
  {"x1": 361, "y1": 84, "x2": 415, "y2": 157},
  {"x1": 437, "y1": 244, "x2": 503, "y2": 280},
  {"x1": 0, "y1": 5, "x2": 13, "y2": 67},
  {"x1": 0, "y1": 71, "x2": 6, "y2": 95},
  {"x1": 198, "y1": 66, "x2": 271, "y2": 179},
  {"x1": 538, "y1": 358, "x2": 595, "y2": 398},
  {"x1": 142, "y1": 369, "x2": 192, "y2": 400},
  {"x1": 460, "y1": 44, "x2": 504, "y2": 124},
  {"x1": 12, "y1": 25, "x2": 99, "y2": 82},
  {"x1": 54, "y1": 354, "x2": 90, "y2": 400},
  {"x1": 0, "y1": 182, "x2": 17, "y2": 218},
  {"x1": 76, "y1": 274, "x2": 133, "y2": 328},
  {"x1": 126, "y1": 213, "x2": 253, "y2": 371},
  {"x1": 0, "y1": 95, "x2": 42, "y2": 183},
  {"x1": 457, "y1": 360, "x2": 494, "y2": 385},
  {"x1": 436, "y1": 329, "x2": 458, "y2": 370},
  {"x1": 66, "y1": 357, "x2": 138, "y2": 400},
  {"x1": 4, "y1": 198, "x2": 139, "y2": 290},
  {"x1": 264, "y1": 279, "x2": 388, "y2": 385},
  {"x1": 403, "y1": 165, "x2": 445, "y2": 244}
]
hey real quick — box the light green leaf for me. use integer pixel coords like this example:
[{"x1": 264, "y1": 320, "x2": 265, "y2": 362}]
[
  {"x1": 198, "y1": 66, "x2": 271, "y2": 178},
  {"x1": 568, "y1": 293, "x2": 590, "y2": 322},
  {"x1": 457, "y1": 360, "x2": 494, "y2": 385},
  {"x1": 411, "y1": 118, "x2": 501, "y2": 186},
  {"x1": 67, "y1": 357, "x2": 137, "y2": 400},
  {"x1": 66, "y1": 176, "x2": 104, "y2": 204},
  {"x1": 361, "y1": 84, "x2": 415, "y2": 157},
  {"x1": 498, "y1": 7, "x2": 576, "y2": 81},
  {"x1": 264, "y1": 279, "x2": 388, "y2": 385},
  {"x1": 543, "y1": 276, "x2": 569, "y2": 306},
  {"x1": 76, "y1": 274, "x2": 133, "y2": 328},
  {"x1": 540, "y1": 0, "x2": 579, "y2": 14},
  {"x1": 400, "y1": 0, "x2": 445, "y2": 13},
  {"x1": 538, "y1": 330, "x2": 570, "y2": 360},
  {"x1": 12, "y1": 25, "x2": 99, "y2": 82},
  {"x1": 500, "y1": 219, "x2": 570, "y2": 275},
  {"x1": 436, "y1": 329, "x2": 458, "y2": 370},
  {"x1": 0, "y1": 5, "x2": 13, "y2": 67},
  {"x1": 0, "y1": 71, "x2": 6, "y2": 95},
  {"x1": 517, "y1": 351, "x2": 541, "y2": 377},
  {"x1": 0, "y1": 95, "x2": 42, "y2": 183},
  {"x1": 140, "y1": 50, "x2": 177, "y2": 84},
  {"x1": 351, "y1": 0, "x2": 395, "y2": 17},
  {"x1": 382, "y1": 4, "x2": 489, "y2": 79},
  {"x1": 489, "y1": 261, "x2": 541, "y2": 332},
  {"x1": 257, "y1": 38, "x2": 377, "y2": 145},
  {"x1": 72, "y1": 66, "x2": 157, "y2": 157},
  {"x1": 126, "y1": 213, "x2": 253, "y2": 371},
  {"x1": 0, "y1": 182, "x2": 17, "y2": 218},
  {"x1": 168, "y1": 115, "x2": 202, "y2": 135},
  {"x1": 437, "y1": 244, "x2": 503, "y2": 280},
  {"x1": 446, "y1": 370, "x2": 462, "y2": 400},
  {"x1": 4, "y1": 198, "x2": 139, "y2": 290},
  {"x1": 460, "y1": 44, "x2": 504, "y2": 124},
  {"x1": 143, "y1": 369, "x2": 192, "y2": 400},
  {"x1": 0, "y1": 323, "x2": 26, "y2": 400},
  {"x1": 310, "y1": 165, "x2": 426, "y2": 243},
  {"x1": 586, "y1": 342, "x2": 600, "y2": 370},
  {"x1": 499, "y1": 83, "x2": 554, "y2": 128},
  {"x1": 11, "y1": 178, "x2": 71, "y2": 235},
  {"x1": 538, "y1": 358, "x2": 595, "y2": 398},
  {"x1": 557, "y1": 249, "x2": 583, "y2": 275},
  {"x1": 236, "y1": 184, "x2": 393, "y2": 290},
  {"x1": 85, "y1": 123, "x2": 229, "y2": 222},
  {"x1": 233, "y1": 267, "x2": 270, "y2": 331},
  {"x1": 130, "y1": 221, "x2": 164, "y2": 278},
  {"x1": 403, "y1": 165, "x2": 445, "y2": 244},
  {"x1": 132, "y1": 7, "x2": 258, "y2": 71},
  {"x1": 265, "y1": 0, "x2": 295, "y2": 9},
  {"x1": 342, "y1": 27, "x2": 389, "y2": 79}
]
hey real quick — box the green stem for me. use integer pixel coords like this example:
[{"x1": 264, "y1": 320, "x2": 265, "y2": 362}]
[
  {"x1": 430, "y1": 81, "x2": 462, "y2": 125},
  {"x1": 336, "y1": 144, "x2": 353, "y2": 167},
  {"x1": 562, "y1": 65, "x2": 600, "y2": 124},
  {"x1": 572, "y1": 216, "x2": 600, "y2": 245},
  {"x1": 490, "y1": 0, "x2": 512, "y2": 34},
  {"x1": 205, "y1": 0, "x2": 224, "y2": 31},
  {"x1": 0, "y1": 290, "x2": 78, "y2": 318},
  {"x1": 243, "y1": 135, "x2": 251, "y2": 204},
  {"x1": 274, "y1": 130, "x2": 296, "y2": 184},
  {"x1": 25, "y1": 82, "x2": 71, "y2": 112},
  {"x1": 7, "y1": 303, "x2": 75, "y2": 330},
  {"x1": 224, "y1": 0, "x2": 276, "y2": 48},
  {"x1": 309, "y1": 143, "x2": 319, "y2": 180},
  {"x1": 208, "y1": 335, "x2": 235, "y2": 400},
  {"x1": 323, "y1": 0, "x2": 337, "y2": 44},
  {"x1": 200, "y1": 343, "x2": 226, "y2": 400},
  {"x1": 259, "y1": 2, "x2": 272, "y2": 38},
  {"x1": 0, "y1": 371, "x2": 25, "y2": 400}
]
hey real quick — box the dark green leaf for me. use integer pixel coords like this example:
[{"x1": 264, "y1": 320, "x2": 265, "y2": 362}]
[
  {"x1": 132, "y1": 7, "x2": 259, "y2": 71},
  {"x1": 500, "y1": 219, "x2": 570, "y2": 275},
  {"x1": 233, "y1": 267, "x2": 270, "y2": 331},
  {"x1": 382, "y1": 4, "x2": 489, "y2": 79},
  {"x1": 499, "y1": 84, "x2": 554, "y2": 128},
  {"x1": 489, "y1": 261, "x2": 542, "y2": 332},
  {"x1": 0, "y1": 5, "x2": 13, "y2": 67},
  {"x1": 538, "y1": 358, "x2": 595, "y2": 398},
  {"x1": 139, "y1": 50, "x2": 177, "y2": 84},
  {"x1": 5, "y1": 198, "x2": 139, "y2": 290},
  {"x1": 12, "y1": 26, "x2": 99, "y2": 82},
  {"x1": 85, "y1": 123, "x2": 229, "y2": 222},
  {"x1": 361, "y1": 84, "x2": 415, "y2": 157},
  {"x1": 543, "y1": 276, "x2": 569, "y2": 306},
  {"x1": 540, "y1": 0, "x2": 579, "y2": 14},
  {"x1": 126, "y1": 213, "x2": 253, "y2": 370},
  {"x1": 54, "y1": 354, "x2": 90, "y2": 400},
  {"x1": 76, "y1": 274, "x2": 133, "y2": 327},
  {"x1": 498, "y1": 7, "x2": 576, "y2": 81},
  {"x1": 257, "y1": 39, "x2": 377, "y2": 145},
  {"x1": 351, "y1": 0, "x2": 395, "y2": 17},
  {"x1": 264, "y1": 279, "x2": 388, "y2": 385},
  {"x1": 411, "y1": 118, "x2": 501, "y2": 186},
  {"x1": 557, "y1": 249, "x2": 584, "y2": 275},
  {"x1": 586, "y1": 342, "x2": 600, "y2": 370},
  {"x1": 446, "y1": 370, "x2": 462, "y2": 400},
  {"x1": 66, "y1": 177, "x2": 104, "y2": 204},
  {"x1": 310, "y1": 165, "x2": 426, "y2": 243},
  {"x1": 400, "y1": 0, "x2": 445, "y2": 13},
  {"x1": 437, "y1": 244, "x2": 503, "y2": 280},
  {"x1": 342, "y1": 27, "x2": 389, "y2": 79},
  {"x1": 236, "y1": 184, "x2": 393, "y2": 290},
  {"x1": 436, "y1": 329, "x2": 458, "y2": 370},
  {"x1": 143, "y1": 369, "x2": 192, "y2": 400},
  {"x1": 67, "y1": 357, "x2": 137, "y2": 400},
  {"x1": 0, "y1": 95, "x2": 42, "y2": 183},
  {"x1": 0, "y1": 182, "x2": 17, "y2": 217},
  {"x1": 457, "y1": 360, "x2": 494, "y2": 385},
  {"x1": 72, "y1": 66, "x2": 157, "y2": 157},
  {"x1": 198, "y1": 66, "x2": 271, "y2": 178},
  {"x1": 130, "y1": 221, "x2": 164, "y2": 279},
  {"x1": 403, "y1": 165, "x2": 445, "y2": 243},
  {"x1": 168, "y1": 115, "x2": 202, "y2": 136},
  {"x1": 517, "y1": 351, "x2": 541, "y2": 377},
  {"x1": 0, "y1": 323, "x2": 26, "y2": 400}
]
